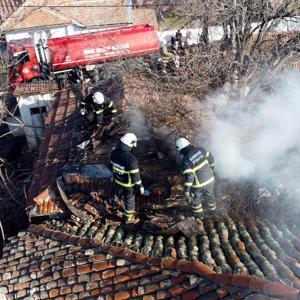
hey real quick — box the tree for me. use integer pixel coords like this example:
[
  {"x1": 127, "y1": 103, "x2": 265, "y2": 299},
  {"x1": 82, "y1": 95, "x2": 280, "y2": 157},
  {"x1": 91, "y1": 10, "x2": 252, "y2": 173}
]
[{"x1": 171, "y1": 0, "x2": 298, "y2": 84}]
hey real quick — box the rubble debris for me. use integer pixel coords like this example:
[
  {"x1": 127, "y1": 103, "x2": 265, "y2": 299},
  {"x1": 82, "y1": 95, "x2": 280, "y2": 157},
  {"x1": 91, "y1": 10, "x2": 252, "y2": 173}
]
[
  {"x1": 91, "y1": 114, "x2": 128, "y2": 142},
  {"x1": 83, "y1": 203, "x2": 100, "y2": 218},
  {"x1": 56, "y1": 177, "x2": 91, "y2": 222},
  {"x1": 166, "y1": 217, "x2": 203, "y2": 237},
  {"x1": 80, "y1": 164, "x2": 113, "y2": 179}
]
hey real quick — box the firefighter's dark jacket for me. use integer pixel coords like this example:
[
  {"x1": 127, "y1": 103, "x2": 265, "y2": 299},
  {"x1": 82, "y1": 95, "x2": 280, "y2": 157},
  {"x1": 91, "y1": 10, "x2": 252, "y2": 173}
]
[
  {"x1": 110, "y1": 142, "x2": 142, "y2": 189},
  {"x1": 181, "y1": 145, "x2": 215, "y2": 192},
  {"x1": 80, "y1": 94, "x2": 117, "y2": 115}
]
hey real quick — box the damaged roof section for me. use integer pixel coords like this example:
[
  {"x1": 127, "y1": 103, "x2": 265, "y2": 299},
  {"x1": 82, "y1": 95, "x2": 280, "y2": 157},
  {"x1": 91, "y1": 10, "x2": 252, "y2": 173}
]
[
  {"x1": 23, "y1": 75, "x2": 300, "y2": 300},
  {"x1": 27, "y1": 88, "x2": 91, "y2": 216},
  {"x1": 27, "y1": 79, "x2": 126, "y2": 216},
  {"x1": 0, "y1": 224, "x2": 299, "y2": 299}
]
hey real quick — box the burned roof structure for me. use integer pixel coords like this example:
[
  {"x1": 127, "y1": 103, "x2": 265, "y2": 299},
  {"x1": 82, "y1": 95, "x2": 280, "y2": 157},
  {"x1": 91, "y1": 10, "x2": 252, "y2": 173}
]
[{"x1": 1, "y1": 75, "x2": 300, "y2": 299}]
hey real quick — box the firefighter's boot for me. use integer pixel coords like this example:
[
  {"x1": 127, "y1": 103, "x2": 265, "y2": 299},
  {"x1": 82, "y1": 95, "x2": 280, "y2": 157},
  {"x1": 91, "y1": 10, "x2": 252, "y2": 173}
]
[
  {"x1": 192, "y1": 203, "x2": 204, "y2": 220},
  {"x1": 206, "y1": 197, "x2": 217, "y2": 215},
  {"x1": 124, "y1": 210, "x2": 140, "y2": 224},
  {"x1": 194, "y1": 211, "x2": 204, "y2": 221},
  {"x1": 125, "y1": 214, "x2": 140, "y2": 224}
]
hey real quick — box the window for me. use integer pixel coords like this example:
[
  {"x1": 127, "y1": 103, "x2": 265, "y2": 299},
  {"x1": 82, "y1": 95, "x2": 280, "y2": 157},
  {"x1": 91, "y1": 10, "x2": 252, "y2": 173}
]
[{"x1": 30, "y1": 106, "x2": 47, "y2": 115}]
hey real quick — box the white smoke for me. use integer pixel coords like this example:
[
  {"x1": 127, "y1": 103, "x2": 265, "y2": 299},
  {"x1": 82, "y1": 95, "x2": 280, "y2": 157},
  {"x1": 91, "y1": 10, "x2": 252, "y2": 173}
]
[
  {"x1": 125, "y1": 107, "x2": 151, "y2": 139},
  {"x1": 208, "y1": 70, "x2": 300, "y2": 192},
  {"x1": 125, "y1": 107, "x2": 181, "y2": 161}
]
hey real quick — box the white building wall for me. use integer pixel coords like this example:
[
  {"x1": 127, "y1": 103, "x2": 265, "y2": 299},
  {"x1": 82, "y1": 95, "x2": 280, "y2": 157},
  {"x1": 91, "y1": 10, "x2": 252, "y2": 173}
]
[
  {"x1": 16, "y1": 93, "x2": 53, "y2": 149},
  {"x1": 5, "y1": 26, "x2": 67, "y2": 42},
  {"x1": 5, "y1": 24, "x2": 111, "y2": 43}
]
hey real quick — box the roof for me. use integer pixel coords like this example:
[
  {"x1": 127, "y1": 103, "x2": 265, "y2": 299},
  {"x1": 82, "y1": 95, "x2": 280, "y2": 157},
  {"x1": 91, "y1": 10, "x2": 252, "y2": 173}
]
[
  {"x1": 0, "y1": 221, "x2": 299, "y2": 299},
  {"x1": 27, "y1": 88, "x2": 93, "y2": 215},
  {"x1": 0, "y1": 0, "x2": 24, "y2": 24},
  {"x1": 2, "y1": 52, "x2": 297, "y2": 300},
  {"x1": 20, "y1": 76, "x2": 300, "y2": 300},
  {"x1": 13, "y1": 81, "x2": 58, "y2": 96},
  {"x1": 27, "y1": 79, "x2": 125, "y2": 216},
  {"x1": 0, "y1": 0, "x2": 158, "y2": 32}
]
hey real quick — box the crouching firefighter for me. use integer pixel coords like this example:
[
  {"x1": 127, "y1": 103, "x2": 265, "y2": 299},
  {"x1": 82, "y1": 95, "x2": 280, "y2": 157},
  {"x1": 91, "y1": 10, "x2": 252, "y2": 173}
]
[
  {"x1": 80, "y1": 91, "x2": 117, "y2": 126},
  {"x1": 176, "y1": 137, "x2": 216, "y2": 219},
  {"x1": 110, "y1": 133, "x2": 144, "y2": 224}
]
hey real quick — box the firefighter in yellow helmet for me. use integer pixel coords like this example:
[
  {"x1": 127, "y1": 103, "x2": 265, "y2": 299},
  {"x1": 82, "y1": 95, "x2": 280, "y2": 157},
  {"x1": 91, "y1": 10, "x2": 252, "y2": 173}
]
[
  {"x1": 176, "y1": 137, "x2": 216, "y2": 219},
  {"x1": 80, "y1": 91, "x2": 117, "y2": 125},
  {"x1": 110, "y1": 133, "x2": 144, "y2": 224}
]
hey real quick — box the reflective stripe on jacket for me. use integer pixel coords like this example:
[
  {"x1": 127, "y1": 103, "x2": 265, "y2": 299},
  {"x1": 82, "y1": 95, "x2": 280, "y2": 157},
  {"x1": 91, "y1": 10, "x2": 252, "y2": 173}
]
[
  {"x1": 181, "y1": 145, "x2": 215, "y2": 191},
  {"x1": 95, "y1": 101, "x2": 117, "y2": 115},
  {"x1": 110, "y1": 142, "x2": 142, "y2": 189}
]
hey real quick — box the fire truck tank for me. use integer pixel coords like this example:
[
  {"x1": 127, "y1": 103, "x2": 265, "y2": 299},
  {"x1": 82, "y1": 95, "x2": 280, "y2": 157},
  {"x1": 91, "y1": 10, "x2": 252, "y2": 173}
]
[{"x1": 47, "y1": 24, "x2": 160, "y2": 71}]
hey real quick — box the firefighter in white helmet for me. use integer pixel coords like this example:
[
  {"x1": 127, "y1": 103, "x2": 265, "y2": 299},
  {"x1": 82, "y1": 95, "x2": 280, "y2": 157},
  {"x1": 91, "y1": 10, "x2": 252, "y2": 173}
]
[
  {"x1": 110, "y1": 133, "x2": 144, "y2": 224},
  {"x1": 176, "y1": 137, "x2": 216, "y2": 219},
  {"x1": 80, "y1": 91, "x2": 117, "y2": 126}
]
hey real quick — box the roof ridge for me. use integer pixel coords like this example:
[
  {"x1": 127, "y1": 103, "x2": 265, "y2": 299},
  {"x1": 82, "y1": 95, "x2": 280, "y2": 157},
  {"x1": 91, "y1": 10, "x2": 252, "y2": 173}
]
[
  {"x1": 27, "y1": 224, "x2": 300, "y2": 300},
  {"x1": 35, "y1": 5, "x2": 73, "y2": 23}
]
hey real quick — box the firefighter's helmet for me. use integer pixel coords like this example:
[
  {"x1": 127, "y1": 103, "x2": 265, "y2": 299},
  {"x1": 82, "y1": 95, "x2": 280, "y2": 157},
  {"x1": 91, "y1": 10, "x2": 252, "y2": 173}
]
[
  {"x1": 120, "y1": 133, "x2": 138, "y2": 148},
  {"x1": 92, "y1": 92, "x2": 105, "y2": 105},
  {"x1": 176, "y1": 137, "x2": 190, "y2": 152}
]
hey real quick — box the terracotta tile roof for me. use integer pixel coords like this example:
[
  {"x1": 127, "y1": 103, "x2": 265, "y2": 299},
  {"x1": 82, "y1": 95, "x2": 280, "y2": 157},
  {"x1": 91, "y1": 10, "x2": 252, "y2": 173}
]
[
  {"x1": 5, "y1": 6, "x2": 73, "y2": 30},
  {"x1": 20, "y1": 77, "x2": 300, "y2": 299},
  {"x1": 27, "y1": 79, "x2": 125, "y2": 216},
  {"x1": 0, "y1": 222, "x2": 299, "y2": 299},
  {"x1": 27, "y1": 88, "x2": 92, "y2": 216},
  {"x1": 13, "y1": 81, "x2": 58, "y2": 96},
  {"x1": 0, "y1": 0, "x2": 24, "y2": 24},
  {"x1": 132, "y1": 8, "x2": 158, "y2": 29},
  {"x1": 1, "y1": 0, "x2": 158, "y2": 32},
  {"x1": 42, "y1": 216, "x2": 300, "y2": 290}
]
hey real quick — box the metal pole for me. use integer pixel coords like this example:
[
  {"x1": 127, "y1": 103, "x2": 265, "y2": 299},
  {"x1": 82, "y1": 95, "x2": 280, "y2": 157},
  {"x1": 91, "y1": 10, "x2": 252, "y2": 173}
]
[{"x1": 127, "y1": 0, "x2": 133, "y2": 24}]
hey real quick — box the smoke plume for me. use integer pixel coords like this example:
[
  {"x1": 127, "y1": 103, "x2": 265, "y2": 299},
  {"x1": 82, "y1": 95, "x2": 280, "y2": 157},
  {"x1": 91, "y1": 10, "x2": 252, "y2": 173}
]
[
  {"x1": 208, "y1": 70, "x2": 300, "y2": 193},
  {"x1": 125, "y1": 107, "x2": 151, "y2": 139}
]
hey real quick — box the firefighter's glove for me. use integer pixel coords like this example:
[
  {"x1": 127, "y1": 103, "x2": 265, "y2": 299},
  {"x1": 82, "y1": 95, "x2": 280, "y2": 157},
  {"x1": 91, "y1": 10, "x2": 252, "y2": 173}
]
[
  {"x1": 80, "y1": 108, "x2": 86, "y2": 116},
  {"x1": 139, "y1": 186, "x2": 145, "y2": 195}
]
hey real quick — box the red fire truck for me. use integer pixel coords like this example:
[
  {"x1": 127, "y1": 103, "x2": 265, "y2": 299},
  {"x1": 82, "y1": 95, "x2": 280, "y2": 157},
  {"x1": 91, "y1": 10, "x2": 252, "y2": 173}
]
[{"x1": 8, "y1": 24, "x2": 160, "y2": 86}]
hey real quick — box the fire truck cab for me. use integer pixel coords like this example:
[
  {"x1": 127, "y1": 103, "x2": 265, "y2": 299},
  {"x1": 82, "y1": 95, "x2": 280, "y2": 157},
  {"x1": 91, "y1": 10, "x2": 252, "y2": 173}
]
[{"x1": 8, "y1": 41, "x2": 42, "y2": 86}]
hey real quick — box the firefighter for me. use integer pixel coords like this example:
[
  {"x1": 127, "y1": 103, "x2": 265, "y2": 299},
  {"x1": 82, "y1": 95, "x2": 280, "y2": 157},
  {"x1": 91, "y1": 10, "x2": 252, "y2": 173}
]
[
  {"x1": 80, "y1": 91, "x2": 117, "y2": 126},
  {"x1": 175, "y1": 29, "x2": 183, "y2": 50},
  {"x1": 176, "y1": 137, "x2": 216, "y2": 219},
  {"x1": 110, "y1": 133, "x2": 144, "y2": 224}
]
